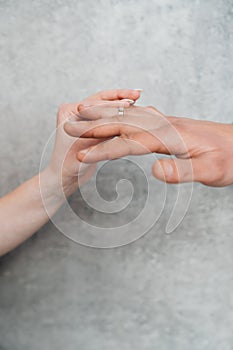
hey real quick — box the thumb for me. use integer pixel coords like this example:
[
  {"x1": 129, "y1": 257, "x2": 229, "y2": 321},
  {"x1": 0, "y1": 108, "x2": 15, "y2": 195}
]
[{"x1": 152, "y1": 158, "x2": 199, "y2": 184}]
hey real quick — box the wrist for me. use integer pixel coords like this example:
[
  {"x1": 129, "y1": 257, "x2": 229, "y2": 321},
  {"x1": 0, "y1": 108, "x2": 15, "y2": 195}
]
[{"x1": 42, "y1": 167, "x2": 78, "y2": 201}]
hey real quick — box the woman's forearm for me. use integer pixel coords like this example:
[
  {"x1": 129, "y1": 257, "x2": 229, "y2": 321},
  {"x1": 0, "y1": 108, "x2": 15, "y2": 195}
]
[
  {"x1": 0, "y1": 168, "x2": 66, "y2": 256},
  {"x1": 0, "y1": 90, "x2": 141, "y2": 256}
]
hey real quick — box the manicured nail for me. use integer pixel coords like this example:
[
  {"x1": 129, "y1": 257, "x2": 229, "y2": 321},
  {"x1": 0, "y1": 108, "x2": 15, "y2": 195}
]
[
  {"x1": 134, "y1": 89, "x2": 143, "y2": 92},
  {"x1": 129, "y1": 99, "x2": 135, "y2": 105},
  {"x1": 121, "y1": 99, "x2": 135, "y2": 105}
]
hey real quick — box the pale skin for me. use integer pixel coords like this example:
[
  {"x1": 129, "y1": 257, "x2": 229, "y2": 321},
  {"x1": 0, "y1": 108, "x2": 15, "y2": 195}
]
[
  {"x1": 64, "y1": 103, "x2": 233, "y2": 187},
  {"x1": 0, "y1": 89, "x2": 141, "y2": 256}
]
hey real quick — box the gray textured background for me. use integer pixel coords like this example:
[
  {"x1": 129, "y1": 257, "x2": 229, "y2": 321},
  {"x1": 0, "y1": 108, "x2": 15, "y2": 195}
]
[{"x1": 0, "y1": 0, "x2": 233, "y2": 349}]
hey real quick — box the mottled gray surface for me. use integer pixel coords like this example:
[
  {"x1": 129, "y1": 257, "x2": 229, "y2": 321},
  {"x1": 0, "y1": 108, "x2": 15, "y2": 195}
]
[{"x1": 0, "y1": 0, "x2": 233, "y2": 349}]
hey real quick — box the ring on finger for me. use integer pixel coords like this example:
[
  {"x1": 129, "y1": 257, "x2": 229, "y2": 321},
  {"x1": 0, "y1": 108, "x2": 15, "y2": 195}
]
[{"x1": 118, "y1": 107, "x2": 124, "y2": 117}]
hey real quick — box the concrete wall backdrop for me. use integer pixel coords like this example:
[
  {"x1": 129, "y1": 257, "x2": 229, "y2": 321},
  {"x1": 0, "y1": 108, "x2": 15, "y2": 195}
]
[{"x1": 0, "y1": 0, "x2": 233, "y2": 349}]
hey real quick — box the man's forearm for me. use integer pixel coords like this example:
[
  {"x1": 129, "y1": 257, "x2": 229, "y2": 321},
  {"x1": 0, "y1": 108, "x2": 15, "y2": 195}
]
[{"x1": 0, "y1": 168, "x2": 66, "y2": 256}]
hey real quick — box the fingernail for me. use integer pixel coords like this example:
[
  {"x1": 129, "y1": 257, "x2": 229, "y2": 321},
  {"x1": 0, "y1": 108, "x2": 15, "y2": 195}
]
[
  {"x1": 121, "y1": 99, "x2": 135, "y2": 105},
  {"x1": 165, "y1": 163, "x2": 173, "y2": 178},
  {"x1": 134, "y1": 89, "x2": 143, "y2": 92},
  {"x1": 79, "y1": 149, "x2": 88, "y2": 155},
  {"x1": 78, "y1": 104, "x2": 91, "y2": 111},
  {"x1": 154, "y1": 162, "x2": 164, "y2": 178}
]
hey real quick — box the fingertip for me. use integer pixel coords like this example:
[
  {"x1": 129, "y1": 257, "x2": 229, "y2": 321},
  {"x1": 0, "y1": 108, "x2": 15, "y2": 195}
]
[
  {"x1": 152, "y1": 159, "x2": 176, "y2": 183},
  {"x1": 63, "y1": 121, "x2": 73, "y2": 135},
  {"x1": 152, "y1": 160, "x2": 166, "y2": 182},
  {"x1": 64, "y1": 120, "x2": 84, "y2": 137},
  {"x1": 78, "y1": 104, "x2": 85, "y2": 112},
  {"x1": 77, "y1": 148, "x2": 96, "y2": 163},
  {"x1": 76, "y1": 151, "x2": 85, "y2": 162},
  {"x1": 118, "y1": 89, "x2": 141, "y2": 101},
  {"x1": 130, "y1": 90, "x2": 141, "y2": 100}
]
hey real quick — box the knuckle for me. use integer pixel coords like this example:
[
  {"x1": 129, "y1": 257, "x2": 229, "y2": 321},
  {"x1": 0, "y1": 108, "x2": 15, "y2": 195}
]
[
  {"x1": 57, "y1": 103, "x2": 69, "y2": 117},
  {"x1": 58, "y1": 103, "x2": 68, "y2": 112},
  {"x1": 172, "y1": 118, "x2": 185, "y2": 129},
  {"x1": 170, "y1": 121, "x2": 187, "y2": 141}
]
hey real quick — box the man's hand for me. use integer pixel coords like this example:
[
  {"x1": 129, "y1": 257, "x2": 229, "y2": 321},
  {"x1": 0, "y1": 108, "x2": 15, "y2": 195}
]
[{"x1": 64, "y1": 103, "x2": 233, "y2": 187}]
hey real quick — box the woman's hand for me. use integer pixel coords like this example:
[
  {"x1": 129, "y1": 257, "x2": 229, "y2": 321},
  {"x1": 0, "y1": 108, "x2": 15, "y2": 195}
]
[
  {"x1": 0, "y1": 89, "x2": 142, "y2": 256},
  {"x1": 64, "y1": 104, "x2": 233, "y2": 187},
  {"x1": 48, "y1": 89, "x2": 141, "y2": 197}
]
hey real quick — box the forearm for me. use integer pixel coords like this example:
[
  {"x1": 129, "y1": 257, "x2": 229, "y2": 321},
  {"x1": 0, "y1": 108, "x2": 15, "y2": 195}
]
[{"x1": 0, "y1": 168, "x2": 67, "y2": 256}]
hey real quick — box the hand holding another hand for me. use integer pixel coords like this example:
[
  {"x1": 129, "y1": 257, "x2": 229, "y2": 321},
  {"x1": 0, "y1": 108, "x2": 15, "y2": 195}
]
[
  {"x1": 48, "y1": 89, "x2": 141, "y2": 197},
  {"x1": 64, "y1": 102, "x2": 233, "y2": 187}
]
